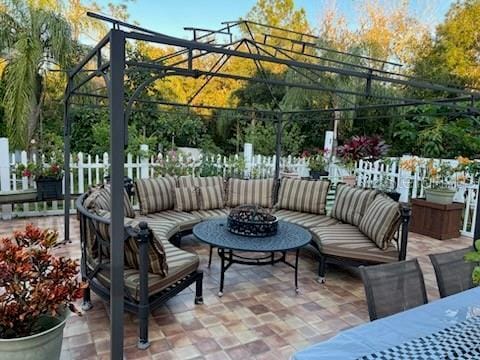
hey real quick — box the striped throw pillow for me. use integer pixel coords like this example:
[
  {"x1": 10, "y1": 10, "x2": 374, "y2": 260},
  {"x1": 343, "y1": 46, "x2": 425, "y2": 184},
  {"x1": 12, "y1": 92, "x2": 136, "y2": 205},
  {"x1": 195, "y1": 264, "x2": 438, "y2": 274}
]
[
  {"x1": 103, "y1": 184, "x2": 135, "y2": 218},
  {"x1": 135, "y1": 176, "x2": 176, "y2": 214},
  {"x1": 276, "y1": 178, "x2": 330, "y2": 215},
  {"x1": 331, "y1": 184, "x2": 379, "y2": 226},
  {"x1": 84, "y1": 185, "x2": 135, "y2": 218},
  {"x1": 174, "y1": 187, "x2": 200, "y2": 211},
  {"x1": 96, "y1": 209, "x2": 168, "y2": 276},
  {"x1": 226, "y1": 178, "x2": 274, "y2": 208},
  {"x1": 359, "y1": 195, "x2": 401, "y2": 250},
  {"x1": 199, "y1": 185, "x2": 225, "y2": 210},
  {"x1": 178, "y1": 175, "x2": 223, "y2": 188}
]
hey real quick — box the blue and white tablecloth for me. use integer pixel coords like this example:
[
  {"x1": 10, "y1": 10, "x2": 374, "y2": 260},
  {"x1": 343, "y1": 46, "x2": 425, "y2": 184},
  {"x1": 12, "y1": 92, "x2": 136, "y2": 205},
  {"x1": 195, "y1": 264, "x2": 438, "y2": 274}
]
[
  {"x1": 292, "y1": 287, "x2": 480, "y2": 360},
  {"x1": 360, "y1": 316, "x2": 480, "y2": 359}
]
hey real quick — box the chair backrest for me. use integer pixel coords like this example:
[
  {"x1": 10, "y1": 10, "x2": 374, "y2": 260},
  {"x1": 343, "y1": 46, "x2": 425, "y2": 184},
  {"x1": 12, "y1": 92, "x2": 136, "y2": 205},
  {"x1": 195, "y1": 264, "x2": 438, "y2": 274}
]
[
  {"x1": 360, "y1": 259, "x2": 428, "y2": 321},
  {"x1": 429, "y1": 247, "x2": 475, "y2": 298}
]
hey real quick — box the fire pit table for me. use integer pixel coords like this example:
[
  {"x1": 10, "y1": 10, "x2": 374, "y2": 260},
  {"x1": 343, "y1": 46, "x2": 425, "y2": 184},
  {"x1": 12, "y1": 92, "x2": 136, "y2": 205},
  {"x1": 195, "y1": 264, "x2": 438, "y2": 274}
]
[{"x1": 192, "y1": 219, "x2": 311, "y2": 296}]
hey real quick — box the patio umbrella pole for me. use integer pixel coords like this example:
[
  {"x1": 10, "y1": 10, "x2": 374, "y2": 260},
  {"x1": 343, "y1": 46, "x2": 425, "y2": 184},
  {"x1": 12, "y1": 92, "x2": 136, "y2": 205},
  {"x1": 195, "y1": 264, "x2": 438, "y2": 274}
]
[{"x1": 109, "y1": 29, "x2": 126, "y2": 360}]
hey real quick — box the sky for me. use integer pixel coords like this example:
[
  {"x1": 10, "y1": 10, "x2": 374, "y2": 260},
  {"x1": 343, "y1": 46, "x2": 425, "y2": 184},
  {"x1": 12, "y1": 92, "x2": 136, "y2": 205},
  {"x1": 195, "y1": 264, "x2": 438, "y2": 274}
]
[{"x1": 94, "y1": 0, "x2": 456, "y2": 39}]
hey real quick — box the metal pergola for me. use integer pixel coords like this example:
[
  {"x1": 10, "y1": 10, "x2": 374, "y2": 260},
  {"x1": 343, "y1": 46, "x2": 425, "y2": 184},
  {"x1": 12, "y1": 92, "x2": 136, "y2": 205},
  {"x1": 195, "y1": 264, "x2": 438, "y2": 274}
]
[{"x1": 63, "y1": 13, "x2": 480, "y2": 359}]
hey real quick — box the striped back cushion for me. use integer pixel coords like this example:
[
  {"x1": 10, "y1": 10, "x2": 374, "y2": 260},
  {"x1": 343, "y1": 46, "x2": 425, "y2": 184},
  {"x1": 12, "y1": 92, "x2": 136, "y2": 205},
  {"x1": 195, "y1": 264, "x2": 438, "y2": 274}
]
[
  {"x1": 96, "y1": 210, "x2": 168, "y2": 276},
  {"x1": 331, "y1": 184, "x2": 379, "y2": 226},
  {"x1": 199, "y1": 185, "x2": 225, "y2": 210},
  {"x1": 178, "y1": 175, "x2": 223, "y2": 188},
  {"x1": 135, "y1": 176, "x2": 176, "y2": 214},
  {"x1": 227, "y1": 178, "x2": 274, "y2": 208},
  {"x1": 84, "y1": 185, "x2": 135, "y2": 218},
  {"x1": 174, "y1": 187, "x2": 200, "y2": 211},
  {"x1": 359, "y1": 195, "x2": 401, "y2": 250},
  {"x1": 276, "y1": 179, "x2": 330, "y2": 215}
]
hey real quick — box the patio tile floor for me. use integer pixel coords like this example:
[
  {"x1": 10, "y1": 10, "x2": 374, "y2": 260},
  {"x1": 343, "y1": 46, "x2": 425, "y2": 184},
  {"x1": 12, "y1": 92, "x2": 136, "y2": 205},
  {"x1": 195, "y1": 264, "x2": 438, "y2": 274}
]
[{"x1": 0, "y1": 216, "x2": 472, "y2": 359}]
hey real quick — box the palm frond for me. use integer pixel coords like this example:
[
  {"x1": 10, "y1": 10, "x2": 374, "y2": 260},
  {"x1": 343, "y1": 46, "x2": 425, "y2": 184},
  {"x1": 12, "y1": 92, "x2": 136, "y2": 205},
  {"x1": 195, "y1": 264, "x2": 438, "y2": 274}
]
[{"x1": 3, "y1": 33, "x2": 42, "y2": 149}]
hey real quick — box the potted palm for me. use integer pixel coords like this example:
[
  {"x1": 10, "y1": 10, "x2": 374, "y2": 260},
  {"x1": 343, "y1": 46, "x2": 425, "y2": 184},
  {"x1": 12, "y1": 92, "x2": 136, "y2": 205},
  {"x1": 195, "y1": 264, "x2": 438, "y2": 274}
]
[{"x1": 0, "y1": 225, "x2": 84, "y2": 360}]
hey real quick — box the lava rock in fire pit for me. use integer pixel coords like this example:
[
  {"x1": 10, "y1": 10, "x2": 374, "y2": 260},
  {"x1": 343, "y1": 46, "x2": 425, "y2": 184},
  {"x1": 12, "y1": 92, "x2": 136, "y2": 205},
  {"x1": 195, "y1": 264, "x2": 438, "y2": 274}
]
[{"x1": 227, "y1": 205, "x2": 278, "y2": 237}]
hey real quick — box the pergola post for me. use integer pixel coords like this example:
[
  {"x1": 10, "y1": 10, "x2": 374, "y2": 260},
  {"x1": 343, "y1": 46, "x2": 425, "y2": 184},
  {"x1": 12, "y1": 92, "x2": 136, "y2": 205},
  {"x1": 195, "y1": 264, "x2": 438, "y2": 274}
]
[
  {"x1": 274, "y1": 113, "x2": 282, "y2": 181},
  {"x1": 63, "y1": 75, "x2": 72, "y2": 242},
  {"x1": 109, "y1": 29, "x2": 126, "y2": 359}
]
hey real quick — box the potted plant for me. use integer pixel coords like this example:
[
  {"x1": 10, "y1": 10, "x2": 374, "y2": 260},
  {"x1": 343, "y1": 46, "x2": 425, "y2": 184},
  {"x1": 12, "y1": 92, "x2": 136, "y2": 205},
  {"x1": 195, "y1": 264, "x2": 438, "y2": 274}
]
[
  {"x1": 422, "y1": 160, "x2": 457, "y2": 205},
  {"x1": 374, "y1": 176, "x2": 400, "y2": 201},
  {"x1": 303, "y1": 149, "x2": 328, "y2": 179},
  {"x1": 16, "y1": 155, "x2": 64, "y2": 200},
  {"x1": 337, "y1": 135, "x2": 389, "y2": 186},
  {"x1": 0, "y1": 224, "x2": 84, "y2": 360},
  {"x1": 465, "y1": 240, "x2": 480, "y2": 285}
]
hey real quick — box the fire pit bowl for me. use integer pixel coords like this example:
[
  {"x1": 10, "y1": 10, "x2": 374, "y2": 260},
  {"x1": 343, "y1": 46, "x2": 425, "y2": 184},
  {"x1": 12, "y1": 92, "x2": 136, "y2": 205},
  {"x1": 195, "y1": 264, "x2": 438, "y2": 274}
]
[{"x1": 227, "y1": 205, "x2": 278, "y2": 237}]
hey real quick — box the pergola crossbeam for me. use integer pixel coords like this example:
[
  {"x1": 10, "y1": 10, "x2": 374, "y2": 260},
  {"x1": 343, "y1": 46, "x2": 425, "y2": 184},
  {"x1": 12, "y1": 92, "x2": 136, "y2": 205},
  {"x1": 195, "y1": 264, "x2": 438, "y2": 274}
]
[{"x1": 64, "y1": 14, "x2": 480, "y2": 359}]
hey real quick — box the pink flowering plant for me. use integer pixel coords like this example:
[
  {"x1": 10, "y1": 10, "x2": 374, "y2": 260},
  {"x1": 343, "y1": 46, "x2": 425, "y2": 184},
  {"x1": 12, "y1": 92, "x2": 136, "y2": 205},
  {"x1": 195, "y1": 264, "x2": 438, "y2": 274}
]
[{"x1": 15, "y1": 154, "x2": 64, "y2": 180}]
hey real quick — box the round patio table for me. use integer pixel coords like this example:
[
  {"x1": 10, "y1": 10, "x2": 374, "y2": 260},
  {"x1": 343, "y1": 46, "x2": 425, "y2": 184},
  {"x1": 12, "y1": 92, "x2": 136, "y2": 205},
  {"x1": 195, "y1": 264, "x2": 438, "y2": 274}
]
[{"x1": 193, "y1": 219, "x2": 311, "y2": 296}]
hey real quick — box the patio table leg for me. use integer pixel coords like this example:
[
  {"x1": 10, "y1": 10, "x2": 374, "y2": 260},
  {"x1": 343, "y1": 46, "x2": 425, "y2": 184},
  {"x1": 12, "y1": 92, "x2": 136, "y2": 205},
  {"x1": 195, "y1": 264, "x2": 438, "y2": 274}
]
[
  {"x1": 208, "y1": 245, "x2": 213, "y2": 268},
  {"x1": 295, "y1": 249, "x2": 300, "y2": 294},
  {"x1": 218, "y1": 248, "x2": 225, "y2": 297}
]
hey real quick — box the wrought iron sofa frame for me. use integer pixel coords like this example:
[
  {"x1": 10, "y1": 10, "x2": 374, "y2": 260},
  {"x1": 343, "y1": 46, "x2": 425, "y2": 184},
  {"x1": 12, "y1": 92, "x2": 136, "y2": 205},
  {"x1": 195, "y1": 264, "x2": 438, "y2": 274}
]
[
  {"x1": 76, "y1": 193, "x2": 203, "y2": 349},
  {"x1": 311, "y1": 204, "x2": 412, "y2": 283}
]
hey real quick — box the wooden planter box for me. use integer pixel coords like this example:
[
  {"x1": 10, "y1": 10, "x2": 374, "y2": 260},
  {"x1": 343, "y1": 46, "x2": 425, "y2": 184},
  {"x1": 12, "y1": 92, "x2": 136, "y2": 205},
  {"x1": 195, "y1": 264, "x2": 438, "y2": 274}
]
[{"x1": 410, "y1": 198, "x2": 464, "y2": 240}]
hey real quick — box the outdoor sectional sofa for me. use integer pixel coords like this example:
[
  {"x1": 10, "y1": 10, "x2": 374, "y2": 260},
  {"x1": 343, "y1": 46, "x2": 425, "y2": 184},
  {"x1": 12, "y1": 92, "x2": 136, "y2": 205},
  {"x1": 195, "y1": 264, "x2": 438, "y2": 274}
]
[{"x1": 77, "y1": 175, "x2": 411, "y2": 349}]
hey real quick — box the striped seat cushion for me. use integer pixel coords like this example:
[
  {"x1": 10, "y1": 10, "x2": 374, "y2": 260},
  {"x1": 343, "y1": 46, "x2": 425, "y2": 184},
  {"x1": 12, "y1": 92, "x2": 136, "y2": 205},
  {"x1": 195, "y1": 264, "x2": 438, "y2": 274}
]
[
  {"x1": 190, "y1": 208, "x2": 229, "y2": 220},
  {"x1": 95, "y1": 210, "x2": 168, "y2": 276},
  {"x1": 135, "y1": 176, "x2": 177, "y2": 214},
  {"x1": 273, "y1": 209, "x2": 338, "y2": 228},
  {"x1": 330, "y1": 184, "x2": 379, "y2": 226},
  {"x1": 84, "y1": 185, "x2": 135, "y2": 218},
  {"x1": 178, "y1": 175, "x2": 224, "y2": 188},
  {"x1": 359, "y1": 195, "x2": 401, "y2": 250},
  {"x1": 311, "y1": 223, "x2": 399, "y2": 263},
  {"x1": 140, "y1": 211, "x2": 200, "y2": 232},
  {"x1": 276, "y1": 178, "x2": 330, "y2": 215},
  {"x1": 95, "y1": 237, "x2": 199, "y2": 301},
  {"x1": 174, "y1": 187, "x2": 200, "y2": 211},
  {"x1": 135, "y1": 215, "x2": 178, "y2": 240},
  {"x1": 227, "y1": 178, "x2": 274, "y2": 208},
  {"x1": 199, "y1": 185, "x2": 225, "y2": 210}
]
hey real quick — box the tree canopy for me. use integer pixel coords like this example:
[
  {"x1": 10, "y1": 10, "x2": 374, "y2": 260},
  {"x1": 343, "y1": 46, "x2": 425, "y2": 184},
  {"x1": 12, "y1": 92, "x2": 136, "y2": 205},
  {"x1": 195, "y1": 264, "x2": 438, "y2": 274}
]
[{"x1": 0, "y1": 0, "x2": 479, "y2": 159}]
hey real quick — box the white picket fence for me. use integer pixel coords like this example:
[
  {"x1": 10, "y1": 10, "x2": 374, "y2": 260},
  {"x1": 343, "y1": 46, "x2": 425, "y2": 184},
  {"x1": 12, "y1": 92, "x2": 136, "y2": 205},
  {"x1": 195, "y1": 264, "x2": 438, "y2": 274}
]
[
  {"x1": 355, "y1": 157, "x2": 479, "y2": 238},
  {"x1": 1, "y1": 146, "x2": 478, "y2": 238},
  {"x1": 1, "y1": 148, "x2": 310, "y2": 218}
]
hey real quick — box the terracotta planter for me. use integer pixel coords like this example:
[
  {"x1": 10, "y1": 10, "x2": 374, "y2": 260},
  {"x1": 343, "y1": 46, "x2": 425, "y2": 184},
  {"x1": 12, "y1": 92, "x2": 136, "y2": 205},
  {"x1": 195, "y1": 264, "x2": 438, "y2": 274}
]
[
  {"x1": 342, "y1": 175, "x2": 356, "y2": 186},
  {"x1": 0, "y1": 313, "x2": 67, "y2": 360},
  {"x1": 424, "y1": 188, "x2": 456, "y2": 205}
]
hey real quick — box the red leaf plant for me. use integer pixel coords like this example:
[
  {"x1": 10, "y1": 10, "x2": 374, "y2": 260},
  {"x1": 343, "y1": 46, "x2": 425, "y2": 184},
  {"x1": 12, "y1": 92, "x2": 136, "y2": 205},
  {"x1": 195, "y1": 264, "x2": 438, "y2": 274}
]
[
  {"x1": 0, "y1": 224, "x2": 85, "y2": 339},
  {"x1": 337, "y1": 135, "x2": 390, "y2": 163}
]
